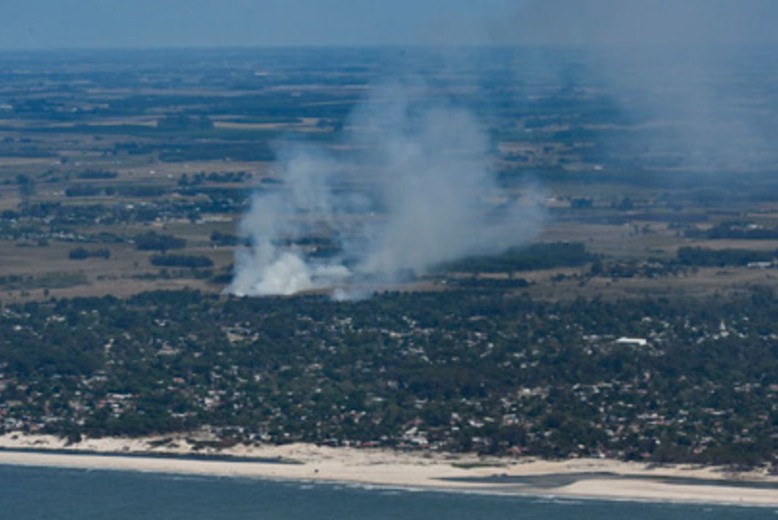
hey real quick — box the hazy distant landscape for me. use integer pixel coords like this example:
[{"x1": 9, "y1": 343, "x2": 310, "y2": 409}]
[{"x1": 0, "y1": 46, "x2": 777, "y2": 471}]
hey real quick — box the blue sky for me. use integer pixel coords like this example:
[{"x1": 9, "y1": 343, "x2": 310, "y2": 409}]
[
  {"x1": 1, "y1": 0, "x2": 776, "y2": 49},
  {"x1": 1, "y1": 0, "x2": 512, "y2": 48}
]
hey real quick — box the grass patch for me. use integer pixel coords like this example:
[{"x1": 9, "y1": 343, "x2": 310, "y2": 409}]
[{"x1": 0, "y1": 272, "x2": 89, "y2": 290}]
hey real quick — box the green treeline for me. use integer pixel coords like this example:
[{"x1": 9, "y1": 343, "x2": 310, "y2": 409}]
[
  {"x1": 65, "y1": 185, "x2": 167, "y2": 198},
  {"x1": 149, "y1": 254, "x2": 214, "y2": 268},
  {"x1": 676, "y1": 247, "x2": 775, "y2": 267},
  {"x1": 68, "y1": 247, "x2": 111, "y2": 260},
  {"x1": 687, "y1": 221, "x2": 778, "y2": 240},
  {"x1": 133, "y1": 231, "x2": 186, "y2": 252},
  {"x1": 437, "y1": 242, "x2": 596, "y2": 273}
]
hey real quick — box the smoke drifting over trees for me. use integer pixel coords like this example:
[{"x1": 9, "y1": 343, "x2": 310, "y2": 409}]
[
  {"x1": 228, "y1": 1, "x2": 778, "y2": 297},
  {"x1": 229, "y1": 85, "x2": 543, "y2": 297},
  {"x1": 504, "y1": 1, "x2": 778, "y2": 175}
]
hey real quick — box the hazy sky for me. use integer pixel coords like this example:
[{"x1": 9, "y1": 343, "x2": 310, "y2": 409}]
[{"x1": 1, "y1": 0, "x2": 776, "y2": 49}]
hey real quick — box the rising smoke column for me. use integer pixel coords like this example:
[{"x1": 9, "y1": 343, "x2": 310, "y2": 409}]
[
  {"x1": 229, "y1": 147, "x2": 352, "y2": 296},
  {"x1": 228, "y1": 84, "x2": 543, "y2": 297}
]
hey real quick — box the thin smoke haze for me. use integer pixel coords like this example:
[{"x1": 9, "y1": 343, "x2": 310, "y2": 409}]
[{"x1": 229, "y1": 83, "x2": 543, "y2": 298}]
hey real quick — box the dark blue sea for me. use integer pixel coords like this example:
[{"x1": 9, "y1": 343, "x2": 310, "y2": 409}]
[{"x1": 0, "y1": 465, "x2": 775, "y2": 519}]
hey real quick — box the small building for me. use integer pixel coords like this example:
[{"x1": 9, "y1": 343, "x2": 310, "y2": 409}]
[{"x1": 615, "y1": 337, "x2": 648, "y2": 347}]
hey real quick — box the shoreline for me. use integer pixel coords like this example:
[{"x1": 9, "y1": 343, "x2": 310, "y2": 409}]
[{"x1": 0, "y1": 433, "x2": 777, "y2": 508}]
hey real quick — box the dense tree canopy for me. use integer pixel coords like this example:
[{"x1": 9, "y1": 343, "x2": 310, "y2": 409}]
[{"x1": 0, "y1": 288, "x2": 775, "y2": 468}]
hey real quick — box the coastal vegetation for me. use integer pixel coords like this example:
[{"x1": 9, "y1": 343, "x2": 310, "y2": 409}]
[{"x1": 0, "y1": 288, "x2": 775, "y2": 468}]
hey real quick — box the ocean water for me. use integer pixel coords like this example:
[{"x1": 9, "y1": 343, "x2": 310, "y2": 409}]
[{"x1": 0, "y1": 465, "x2": 775, "y2": 519}]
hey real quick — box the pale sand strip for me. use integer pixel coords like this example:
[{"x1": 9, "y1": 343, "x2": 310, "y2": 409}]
[{"x1": 0, "y1": 433, "x2": 776, "y2": 507}]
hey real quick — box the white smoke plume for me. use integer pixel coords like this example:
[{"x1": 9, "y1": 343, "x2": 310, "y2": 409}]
[{"x1": 228, "y1": 83, "x2": 543, "y2": 297}]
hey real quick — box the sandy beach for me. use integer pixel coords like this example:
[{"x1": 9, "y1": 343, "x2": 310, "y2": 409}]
[{"x1": 0, "y1": 432, "x2": 776, "y2": 507}]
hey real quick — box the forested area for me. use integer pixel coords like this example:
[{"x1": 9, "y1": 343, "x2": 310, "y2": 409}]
[{"x1": 0, "y1": 288, "x2": 775, "y2": 469}]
